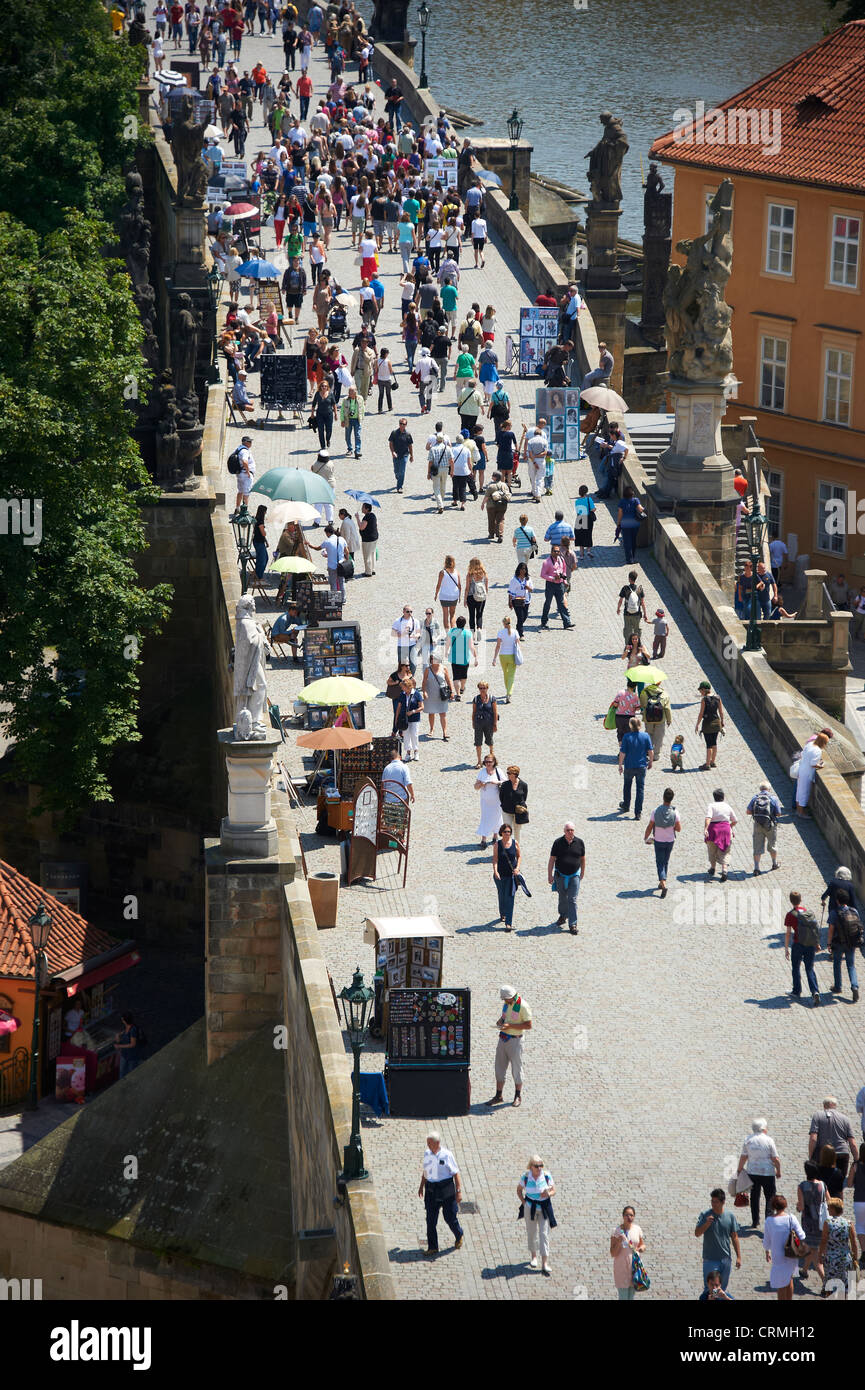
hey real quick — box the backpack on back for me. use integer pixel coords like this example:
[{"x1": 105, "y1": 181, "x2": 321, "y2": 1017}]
[
  {"x1": 796, "y1": 909, "x2": 820, "y2": 949},
  {"x1": 227, "y1": 448, "x2": 242, "y2": 475},
  {"x1": 625, "y1": 586, "x2": 640, "y2": 615},
  {"x1": 751, "y1": 790, "x2": 776, "y2": 828},
  {"x1": 835, "y1": 906, "x2": 863, "y2": 950},
  {"x1": 702, "y1": 694, "x2": 720, "y2": 725},
  {"x1": 644, "y1": 694, "x2": 663, "y2": 724}
]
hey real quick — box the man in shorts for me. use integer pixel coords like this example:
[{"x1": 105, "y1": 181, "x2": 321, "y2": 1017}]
[
  {"x1": 281, "y1": 255, "x2": 307, "y2": 324},
  {"x1": 471, "y1": 213, "x2": 488, "y2": 268}
]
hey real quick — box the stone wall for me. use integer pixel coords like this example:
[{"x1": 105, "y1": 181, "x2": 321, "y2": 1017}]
[{"x1": 0, "y1": 1211, "x2": 272, "y2": 1300}]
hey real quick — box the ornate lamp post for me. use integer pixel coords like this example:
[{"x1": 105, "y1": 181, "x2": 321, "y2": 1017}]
[
  {"x1": 417, "y1": 2, "x2": 431, "y2": 89},
  {"x1": 744, "y1": 492, "x2": 768, "y2": 653},
  {"x1": 338, "y1": 966, "x2": 375, "y2": 1181},
  {"x1": 506, "y1": 108, "x2": 524, "y2": 212},
  {"x1": 229, "y1": 502, "x2": 255, "y2": 594},
  {"x1": 27, "y1": 903, "x2": 54, "y2": 1111}
]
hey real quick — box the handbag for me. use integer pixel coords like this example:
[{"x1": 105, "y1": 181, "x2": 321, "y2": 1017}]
[
  {"x1": 631, "y1": 1251, "x2": 650, "y2": 1291},
  {"x1": 733, "y1": 1191, "x2": 749, "y2": 1208},
  {"x1": 410, "y1": 369, "x2": 420, "y2": 387},
  {"x1": 337, "y1": 554, "x2": 354, "y2": 579},
  {"x1": 514, "y1": 645, "x2": 523, "y2": 667},
  {"x1": 783, "y1": 1217, "x2": 804, "y2": 1259},
  {"x1": 603, "y1": 703, "x2": 617, "y2": 731}
]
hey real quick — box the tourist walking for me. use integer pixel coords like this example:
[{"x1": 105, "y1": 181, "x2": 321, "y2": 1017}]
[
  {"x1": 427, "y1": 432, "x2": 453, "y2": 513},
  {"x1": 480, "y1": 472, "x2": 509, "y2": 542},
  {"x1": 493, "y1": 615, "x2": 521, "y2": 704},
  {"x1": 539, "y1": 543, "x2": 574, "y2": 630},
  {"x1": 475, "y1": 753, "x2": 505, "y2": 848},
  {"x1": 704, "y1": 788, "x2": 736, "y2": 881},
  {"x1": 848, "y1": 1143, "x2": 865, "y2": 1260},
  {"x1": 448, "y1": 616, "x2": 476, "y2": 699},
  {"x1": 810, "y1": 1098, "x2": 857, "y2": 1177},
  {"x1": 622, "y1": 631, "x2": 651, "y2": 675},
  {"x1": 422, "y1": 656, "x2": 454, "y2": 741},
  {"x1": 512, "y1": 513, "x2": 538, "y2": 569},
  {"x1": 547, "y1": 821, "x2": 586, "y2": 934},
  {"x1": 616, "y1": 486, "x2": 646, "y2": 565},
  {"x1": 517, "y1": 1157, "x2": 556, "y2": 1273},
  {"x1": 796, "y1": 1162, "x2": 827, "y2": 1284},
  {"x1": 644, "y1": 788, "x2": 681, "y2": 897},
  {"x1": 574, "y1": 485, "x2": 596, "y2": 556},
  {"x1": 388, "y1": 417, "x2": 414, "y2": 493},
  {"x1": 465, "y1": 558, "x2": 488, "y2": 636},
  {"x1": 639, "y1": 680, "x2": 671, "y2": 760},
  {"x1": 610, "y1": 1207, "x2": 646, "y2": 1301},
  {"x1": 434, "y1": 555, "x2": 462, "y2": 628},
  {"x1": 472, "y1": 681, "x2": 498, "y2": 765},
  {"x1": 417, "y1": 607, "x2": 443, "y2": 669},
  {"x1": 499, "y1": 764, "x2": 528, "y2": 844},
  {"x1": 523, "y1": 425, "x2": 548, "y2": 501},
  {"x1": 450, "y1": 429, "x2": 474, "y2": 508},
  {"x1": 695, "y1": 681, "x2": 725, "y2": 770},
  {"x1": 819, "y1": 1196, "x2": 859, "y2": 1297},
  {"x1": 618, "y1": 716, "x2": 654, "y2": 820},
  {"x1": 393, "y1": 676, "x2": 423, "y2": 760},
  {"x1": 617, "y1": 570, "x2": 648, "y2": 643},
  {"x1": 784, "y1": 892, "x2": 821, "y2": 1005},
  {"x1": 419, "y1": 1132, "x2": 464, "y2": 1256},
  {"x1": 339, "y1": 386, "x2": 364, "y2": 457},
  {"x1": 827, "y1": 891, "x2": 861, "y2": 1002},
  {"x1": 492, "y1": 825, "x2": 522, "y2": 930},
  {"x1": 415, "y1": 345, "x2": 436, "y2": 414},
  {"x1": 391, "y1": 605, "x2": 420, "y2": 675},
  {"x1": 610, "y1": 680, "x2": 640, "y2": 745},
  {"x1": 746, "y1": 781, "x2": 781, "y2": 874},
  {"x1": 737, "y1": 1118, "x2": 782, "y2": 1229},
  {"x1": 486, "y1": 984, "x2": 532, "y2": 1108},
  {"x1": 763, "y1": 1195, "x2": 806, "y2": 1300},
  {"x1": 507, "y1": 563, "x2": 533, "y2": 639},
  {"x1": 356, "y1": 502, "x2": 378, "y2": 576},
  {"x1": 310, "y1": 377, "x2": 335, "y2": 450},
  {"x1": 694, "y1": 1189, "x2": 742, "y2": 1293}
]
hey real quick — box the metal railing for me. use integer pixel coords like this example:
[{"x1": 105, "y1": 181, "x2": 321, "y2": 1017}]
[{"x1": 0, "y1": 1048, "x2": 29, "y2": 1109}]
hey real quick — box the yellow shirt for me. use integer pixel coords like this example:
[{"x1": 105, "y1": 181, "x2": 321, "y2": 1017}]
[
  {"x1": 500, "y1": 996, "x2": 531, "y2": 1037},
  {"x1": 110, "y1": 7, "x2": 125, "y2": 31}
]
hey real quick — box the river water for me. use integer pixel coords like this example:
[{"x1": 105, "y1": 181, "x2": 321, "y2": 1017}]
[{"x1": 364, "y1": 0, "x2": 825, "y2": 240}]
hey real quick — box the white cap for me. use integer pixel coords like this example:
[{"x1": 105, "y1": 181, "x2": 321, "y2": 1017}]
[{"x1": 499, "y1": 984, "x2": 517, "y2": 1000}]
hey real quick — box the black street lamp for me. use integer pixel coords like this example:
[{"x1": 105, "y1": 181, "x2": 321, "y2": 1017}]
[
  {"x1": 338, "y1": 966, "x2": 375, "y2": 1181},
  {"x1": 744, "y1": 493, "x2": 768, "y2": 653},
  {"x1": 27, "y1": 903, "x2": 54, "y2": 1111},
  {"x1": 507, "y1": 108, "x2": 524, "y2": 212},
  {"x1": 417, "y1": 1, "x2": 431, "y2": 90},
  {"x1": 230, "y1": 502, "x2": 255, "y2": 594}
]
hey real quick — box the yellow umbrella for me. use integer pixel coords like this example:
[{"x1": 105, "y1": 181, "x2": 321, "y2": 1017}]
[
  {"x1": 298, "y1": 676, "x2": 380, "y2": 705},
  {"x1": 626, "y1": 666, "x2": 667, "y2": 684},
  {"x1": 271, "y1": 556, "x2": 319, "y2": 574}
]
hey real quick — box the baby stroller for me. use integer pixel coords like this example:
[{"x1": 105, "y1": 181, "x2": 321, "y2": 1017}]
[{"x1": 326, "y1": 303, "x2": 348, "y2": 341}]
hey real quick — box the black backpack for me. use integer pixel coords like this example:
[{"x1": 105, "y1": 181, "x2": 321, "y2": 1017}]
[
  {"x1": 702, "y1": 694, "x2": 720, "y2": 725},
  {"x1": 797, "y1": 909, "x2": 820, "y2": 949},
  {"x1": 227, "y1": 448, "x2": 242, "y2": 475},
  {"x1": 645, "y1": 694, "x2": 663, "y2": 723},
  {"x1": 835, "y1": 906, "x2": 863, "y2": 950},
  {"x1": 751, "y1": 790, "x2": 777, "y2": 828}
]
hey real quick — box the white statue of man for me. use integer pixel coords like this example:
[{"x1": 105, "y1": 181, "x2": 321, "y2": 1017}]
[{"x1": 232, "y1": 595, "x2": 268, "y2": 739}]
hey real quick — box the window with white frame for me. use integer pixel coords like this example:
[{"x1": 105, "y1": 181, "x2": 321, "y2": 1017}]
[
  {"x1": 766, "y1": 203, "x2": 795, "y2": 275},
  {"x1": 765, "y1": 468, "x2": 783, "y2": 539},
  {"x1": 816, "y1": 480, "x2": 846, "y2": 555},
  {"x1": 759, "y1": 335, "x2": 787, "y2": 411},
  {"x1": 830, "y1": 214, "x2": 860, "y2": 288},
  {"x1": 823, "y1": 347, "x2": 853, "y2": 425}
]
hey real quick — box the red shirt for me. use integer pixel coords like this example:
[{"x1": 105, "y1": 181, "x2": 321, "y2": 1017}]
[
  {"x1": 785, "y1": 907, "x2": 807, "y2": 945},
  {"x1": 535, "y1": 293, "x2": 557, "y2": 307},
  {"x1": 297, "y1": 75, "x2": 312, "y2": 96},
  {"x1": 171, "y1": 4, "x2": 183, "y2": 21}
]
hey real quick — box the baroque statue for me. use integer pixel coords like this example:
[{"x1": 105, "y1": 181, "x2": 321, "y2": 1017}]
[
  {"x1": 171, "y1": 95, "x2": 209, "y2": 205},
  {"x1": 664, "y1": 178, "x2": 734, "y2": 383},
  {"x1": 643, "y1": 162, "x2": 671, "y2": 237},
  {"x1": 585, "y1": 112, "x2": 628, "y2": 205},
  {"x1": 171, "y1": 292, "x2": 201, "y2": 405},
  {"x1": 155, "y1": 371, "x2": 182, "y2": 485},
  {"x1": 232, "y1": 596, "x2": 268, "y2": 740}
]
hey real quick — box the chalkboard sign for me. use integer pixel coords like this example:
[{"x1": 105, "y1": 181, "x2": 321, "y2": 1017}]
[
  {"x1": 348, "y1": 778, "x2": 378, "y2": 884},
  {"x1": 387, "y1": 988, "x2": 469, "y2": 1066},
  {"x1": 260, "y1": 354, "x2": 306, "y2": 410}
]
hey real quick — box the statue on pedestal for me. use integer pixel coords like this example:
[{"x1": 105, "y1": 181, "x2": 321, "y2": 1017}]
[
  {"x1": 585, "y1": 112, "x2": 628, "y2": 206},
  {"x1": 118, "y1": 170, "x2": 160, "y2": 387},
  {"x1": 155, "y1": 370, "x2": 182, "y2": 486},
  {"x1": 171, "y1": 95, "x2": 209, "y2": 205},
  {"x1": 128, "y1": 13, "x2": 151, "y2": 68},
  {"x1": 232, "y1": 596, "x2": 268, "y2": 740},
  {"x1": 171, "y1": 292, "x2": 201, "y2": 404},
  {"x1": 664, "y1": 178, "x2": 734, "y2": 383},
  {"x1": 643, "y1": 162, "x2": 671, "y2": 237}
]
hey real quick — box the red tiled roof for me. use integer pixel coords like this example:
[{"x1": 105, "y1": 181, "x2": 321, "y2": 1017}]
[
  {"x1": 0, "y1": 860, "x2": 120, "y2": 982},
  {"x1": 650, "y1": 22, "x2": 865, "y2": 193}
]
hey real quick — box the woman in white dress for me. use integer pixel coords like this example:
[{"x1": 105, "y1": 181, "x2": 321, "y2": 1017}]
[
  {"x1": 763, "y1": 1193, "x2": 806, "y2": 1300},
  {"x1": 796, "y1": 733, "x2": 827, "y2": 817},
  {"x1": 434, "y1": 555, "x2": 462, "y2": 630},
  {"x1": 475, "y1": 753, "x2": 505, "y2": 849}
]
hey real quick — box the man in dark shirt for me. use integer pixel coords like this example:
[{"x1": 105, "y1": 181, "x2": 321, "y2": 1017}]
[
  {"x1": 388, "y1": 419, "x2": 414, "y2": 493},
  {"x1": 357, "y1": 502, "x2": 379, "y2": 576},
  {"x1": 281, "y1": 256, "x2": 307, "y2": 322},
  {"x1": 430, "y1": 325, "x2": 451, "y2": 393},
  {"x1": 547, "y1": 822, "x2": 586, "y2": 934},
  {"x1": 384, "y1": 79, "x2": 404, "y2": 130},
  {"x1": 283, "y1": 24, "x2": 298, "y2": 68}
]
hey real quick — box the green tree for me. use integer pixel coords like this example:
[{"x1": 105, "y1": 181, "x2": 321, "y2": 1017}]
[
  {"x1": 0, "y1": 0, "x2": 146, "y2": 236},
  {"x1": 0, "y1": 214, "x2": 172, "y2": 812},
  {"x1": 826, "y1": 0, "x2": 865, "y2": 21}
]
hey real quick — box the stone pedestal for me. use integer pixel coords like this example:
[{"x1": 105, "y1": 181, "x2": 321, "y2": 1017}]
[
  {"x1": 583, "y1": 200, "x2": 626, "y2": 392},
  {"x1": 174, "y1": 201, "x2": 209, "y2": 287},
  {"x1": 648, "y1": 487, "x2": 738, "y2": 591},
  {"x1": 218, "y1": 729, "x2": 282, "y2": 858},
  {"x1": 655, "y1": 377, "x2": 738, "y2": 504}
]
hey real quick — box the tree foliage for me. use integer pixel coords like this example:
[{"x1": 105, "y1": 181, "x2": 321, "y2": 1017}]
[
  {"x1": 0, "y1": 4, "x2": 171, "y2": 814},
  {"x1": 826, "y1": 0, "x2": 865, "y2": 22}
]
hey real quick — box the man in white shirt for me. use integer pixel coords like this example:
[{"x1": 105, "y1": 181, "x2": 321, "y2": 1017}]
[
  {"x1": 471, "y1": 215, "x2": 488, "y2": 268},
  {"x1": 316, "y1": 524, "x2": 347, "y2": 594},
  {"x1": 427, "y1": 432, "x2": 453, "y2": 514},
  {"x1": 768, "y1": 535, "x2": 788, "y2": 580},
  {"x1": 424, "y1": 132, "x2": 442, "y2": 158},
  {"x1": 309, "y1": 104, "x2": 330, "y2": 134},
  {"x1": 419, "y1": 1131, "x2": 463, "y2": 1255},
  {"x1": 288, "y1": 120, "x2": 308, "y2": 147},
  {"x1": 737, "y1": 1117, "x2": 781, "y2": 1230},
  {"x1": 523, "y1": 423, "x2": 549, "y2": 501},
  {"x1": 392, "y1": 606, "x2": 421, "y2": 673},
  {"x1": 233, "y1": 434, "x2": 256, "y2": 513},
  {"x1": 382, "y1": 745, "x2": 414, "y2": 804}
]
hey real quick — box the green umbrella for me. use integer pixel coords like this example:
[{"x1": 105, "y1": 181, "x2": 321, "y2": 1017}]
[
  {"x1": 271, "y1": 556, "x2": 320, "y2": 574},
  {"x1": 253, "y1": 468, "x2": 335, "y2": 504},
  {"x1": 626, "y1": 665, "x2": 667, "y2": 684}
]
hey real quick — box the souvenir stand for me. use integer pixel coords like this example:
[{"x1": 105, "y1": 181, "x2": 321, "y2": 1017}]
[{"x1": 364, "y1": 915, "x2": 449, "y2": 1040}]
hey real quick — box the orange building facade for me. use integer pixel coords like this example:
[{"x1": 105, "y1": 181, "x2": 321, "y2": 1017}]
[{"x1": 651, "y1": 22, "x2": 865, "y2": 582}]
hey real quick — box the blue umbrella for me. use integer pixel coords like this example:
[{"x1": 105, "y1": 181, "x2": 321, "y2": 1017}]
[
  {"x1": 344, "y1": 489, "x2": 381, "y2": 508},
  {"x1": 236, "y1": 258, "x2": 280, "y2": 279},
  {"x1": 474, "y1": 167, "x2": 503, "y2": 187}
]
